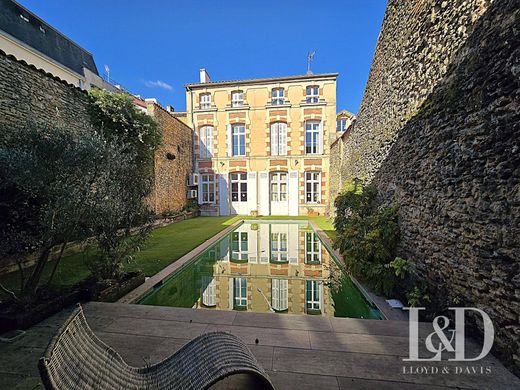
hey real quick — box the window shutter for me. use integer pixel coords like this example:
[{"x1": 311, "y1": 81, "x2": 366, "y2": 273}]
[
  {"x1": 281, "y1": 280, "x2": 288, "y2": 311},
  {"x1": 280, "y1": 123, "x2": 287, "y2": 155},
  {"x1": 198, "y1": 176, "x2": 203, "y2": 204},
  {"x1": 228, "y1": 124, "x2": 233, "y2": 157},
  {"x1": 272, "y1": 279, "x2": 279, "y2": 311},
  {"x1": 318, "y1": 121, "x2": 324, "y2": 154},
  {"x1": 207, "y1": 127, "x2": 214, "y2": 157},
  {"x1": 270, "y1": 124, "x2": 278, "y2": 156}
]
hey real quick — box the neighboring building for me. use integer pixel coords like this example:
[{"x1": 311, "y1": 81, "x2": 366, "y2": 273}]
[
  {"x1": 329, "y1": 110, "x2": 356, "y2": 214},
  {"x1": 0, "y1": 0, "x2": 112, "y2": 90},
  {"x1": 185, "y1": 69, "x2": 337, "y2": 216},
  {"x1": 138, "y1": 98, "x2": 193, "y2": 215},
  {"x1": 335, "y1": 109, "x2": 356, "y2": 135}
]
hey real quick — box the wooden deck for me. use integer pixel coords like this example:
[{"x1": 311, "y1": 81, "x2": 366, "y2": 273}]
[{"x1": 0, "y1": 302, "x2": 518, "y2": 389}]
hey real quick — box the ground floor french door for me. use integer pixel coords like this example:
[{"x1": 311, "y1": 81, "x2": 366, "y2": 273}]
[
  {"x1": 229, "y1": 172, "x2": 248, "y2": 215},
  {"x1": 270, "y1": 172, "x2": 289, "y2": 215}
]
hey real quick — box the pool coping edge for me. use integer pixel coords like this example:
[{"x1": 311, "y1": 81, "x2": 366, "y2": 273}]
[{"x1": 118, "y1": 219, "x2": 244, "y2": 304}]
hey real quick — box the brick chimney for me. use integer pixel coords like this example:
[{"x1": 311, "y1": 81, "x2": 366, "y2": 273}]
[{"x1": 199, "y1": 68, "x2": 211, "y2": 83}]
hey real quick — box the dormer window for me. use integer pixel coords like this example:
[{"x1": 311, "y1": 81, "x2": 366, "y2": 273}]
[
  {"x1": 199, "y1": 93, "x2": 211, "y2": 109},
  {"x1": 306, "y1": 86, "x2": 319, "y2": 103},
  {"x1": 271, "y1": 88, "x2": 285, "y2": 105},
  {"x1": 337, "y1": 118, "x2": 348, "y2": 131},
  {"x1": 231, "y1": 91, "x2": 244, "y2": 107}
]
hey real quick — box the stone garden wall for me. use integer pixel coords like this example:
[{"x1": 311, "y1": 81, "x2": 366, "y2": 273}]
[
  {"x1": 0, "y1": 49, "x2": 194, "y2": 273},
  {"x1": 146, "y1": 104, "x2": 193, "y2": 215},
  {"x1": 340, "y1": 0, "x2": 519, "y2": 371},
  {"x1": 0, "y1": 49, "x2": 91, "y2": 132}
]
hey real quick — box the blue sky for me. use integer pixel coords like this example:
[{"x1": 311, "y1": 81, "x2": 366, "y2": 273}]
[{"x1": 18, "y1": 0, "x2": 387, "y2": 113}]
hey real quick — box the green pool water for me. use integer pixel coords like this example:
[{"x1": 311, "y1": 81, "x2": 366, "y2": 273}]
[{"x1": 138, "y1": 221, "x2": 383, "y2": 320}]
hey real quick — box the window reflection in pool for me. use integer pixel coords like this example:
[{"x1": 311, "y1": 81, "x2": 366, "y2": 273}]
[{"x1": 138, "y1": 222, "x2": 383, "y2": 320}]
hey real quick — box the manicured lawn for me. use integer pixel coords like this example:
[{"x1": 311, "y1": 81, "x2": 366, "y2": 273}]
[{"x1": 0, "y1": 215, "x2": 336, "y2": 297}]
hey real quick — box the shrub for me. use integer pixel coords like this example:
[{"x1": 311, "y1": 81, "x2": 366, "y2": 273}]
[{"x1": 333, "y1": 181, "x2": 401, "y2": 295}]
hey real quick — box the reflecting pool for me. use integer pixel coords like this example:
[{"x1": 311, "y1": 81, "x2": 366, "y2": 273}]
[{"x1": 139, "y1": 221, "x2": 383, "y2": 319}]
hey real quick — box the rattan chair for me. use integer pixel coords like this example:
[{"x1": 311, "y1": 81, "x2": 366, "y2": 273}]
[{"x1": 39, "y1": 304, "x2": 275, "y2": 389}]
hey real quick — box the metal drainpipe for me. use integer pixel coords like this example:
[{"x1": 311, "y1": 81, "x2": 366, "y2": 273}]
[{"x1": 188, "y1": 87, "x2": 196, "y2": 173}]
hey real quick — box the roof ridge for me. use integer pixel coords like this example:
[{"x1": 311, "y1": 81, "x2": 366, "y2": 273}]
[{"x1": 185, "y1": 73, "x2": 339, "y2": 89}]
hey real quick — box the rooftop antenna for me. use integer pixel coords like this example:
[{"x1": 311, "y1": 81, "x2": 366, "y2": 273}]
[
  {"x1": 307, "y1": 51, "x2": 316, "y2": 75},
  {"x1": 104, "y1": 64, "x2": 110, "y2": 82}
]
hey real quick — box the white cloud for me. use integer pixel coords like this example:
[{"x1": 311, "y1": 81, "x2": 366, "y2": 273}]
[{"x1": 144, "y1": 80, "x2": 173, "y2": 91}]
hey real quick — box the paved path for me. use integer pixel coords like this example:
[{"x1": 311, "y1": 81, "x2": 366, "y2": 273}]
[{"x1": 1, "y1": 302, "x2": 518, "y2": 389}]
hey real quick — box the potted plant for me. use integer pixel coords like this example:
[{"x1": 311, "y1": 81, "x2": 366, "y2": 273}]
[{"x1": 306, "y1": 206, "x2": 319, "y2": 217}]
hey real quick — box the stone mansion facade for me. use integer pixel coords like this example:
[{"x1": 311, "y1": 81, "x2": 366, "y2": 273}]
[{"x1": 185, "y1": 70, "x2": 337, "y2": 217}]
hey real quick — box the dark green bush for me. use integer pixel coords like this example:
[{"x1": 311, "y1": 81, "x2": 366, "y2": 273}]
[{"x1": 333, "y1": 182, "x2": 401, "y2": 295}]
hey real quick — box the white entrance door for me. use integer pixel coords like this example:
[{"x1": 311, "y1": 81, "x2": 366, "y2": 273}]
[
  {"x1": 230, "y1": 172, "x2": 248, "y2": 215},
  {"x1": 270, "y1": 172, "x2": 289, "y2": 215}
]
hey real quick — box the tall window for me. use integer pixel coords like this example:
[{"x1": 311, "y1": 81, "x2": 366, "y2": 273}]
[
  {"x1": 337, "y1": 118, "x2": 347, "y2": 132},
  {"x1": 232, "y1": 124, "x2": 246, "y2": 156},
  {"x1": 271, "y1": 88, "x2": 285, "y2": 105},
  {"x1": 272, "y1": 279, "x2": 288, "y2": 312},
  {"x1": 199, "y1": 125, "x2": 214, "y2": 158},
  {"x1": 231, "y1": 231, "x2": 248, "y2": 261},
  {"x1": 305, "y1": 280, "x2": 322, "y2": 313},
  {"x1": 231, "y1": 91, "x2": 244, "y2": 107},
  {"x1": 200, "y1": 93, "x2": 211, "y2": 109},
  {"x1": 270, "y1": 122, "x2": 287, "y2": 156},
  {"x1": 305, "y1": 172, "x2": 321, "y2": 203},
  {"x1": 230, "y1": 172, "x2": 247, "y2": 202},
  {"x1": 306, "y1": 86, "x2": 319, "y2": 103},
  {"x1": 305, "y1": 232, "x2": 321, "y2": 264},
  {"x1": 270, "y1": 232, "x2": 288, "y2": 262},
  {"x1": 201, "y1": 174, "x2": 215, "y2": 204},
  {"x1": 201, "y1": 276, "x2": 216, "y2": 307},
  {"x1": 270, "y1": 172, "x2": 287, "y2": 202},
  {"x1": 305, "y1": 121, "x2": 320, "y2": 154},
  {"x1": 233, "y1": 277, "x2": 247, "y2": 309}
]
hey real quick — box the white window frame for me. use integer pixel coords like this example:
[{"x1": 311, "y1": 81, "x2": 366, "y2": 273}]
[
  {"x1": 200, "y1": 93, "x2": 211, "y2": 109},
  {"x1": 337, "y1": 118, "x2": 347, "y2": 131},
  {"x1": 271, "y1": 88, "x2": 285, "y2": 105},
  {"x1": 233, "y1": 277, "x2": 247, "y2": 309},
  {"x1": 201, "y1": 276, "x2": 216, "y2": 307},
  {"x1": 305, "y1": 121, "x2": 321, "y2": 154},
  {"x1": 231, "y1": 91, "x2": 244, "y2": 107},
  {"x1": 231, "y1": 231, "x2": 248, "y2": 261},
  {"x1": 199, "y1": 125, "x2": 214, "y2": 159},
  {"x1": 232, "y1": 124, "x2": 246, "y2": 156},
  {"x1": 305, "y1": 280, "x2": 322, "y2": 312},
  {"x1": 305, "y1": 232, "x2": 322, "y2": 264},
  {"x1": 305, "y1": 171, "x2": 321, "y2": 204},
  {"x1": 270, "y1": 232, "x2": 288, "y2": 262},
  {"x1": 270, "y1": 122, "x2": 287, "y2": 156},
  {"x1": 306, "y1": 86, "x2": 319, "y2": 104},
  {"x1": 271, "y1": 279, "x2": 288, "y2": 312},
  {"x1": 201, "y1": 174, "x2": 215, "y2": 204},
  {"x1": 230, "y1": 172, "x2": 247, "y2": 202},
  {"x1": 270, "y1": 172, "x2": 287, "y2": 202}
]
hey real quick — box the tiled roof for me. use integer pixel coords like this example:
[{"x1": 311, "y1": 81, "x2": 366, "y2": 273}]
[
  {"x1": 0, "y1": 0, "x2": 99, "y2": 76},
  {"x1": 185, "y1": 73, "x2": 338, "y2": 89}
]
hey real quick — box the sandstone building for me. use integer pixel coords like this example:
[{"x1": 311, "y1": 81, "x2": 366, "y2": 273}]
[{"x1": 185, "y1": 69, "x2": 337, "y2": 216}]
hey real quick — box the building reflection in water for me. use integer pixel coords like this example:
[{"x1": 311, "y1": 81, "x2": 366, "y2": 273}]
[
  {"x1": 196, "y1": 222, "x2": 331, "y2": 316},
  {"x1": 141, "y1": 222, "x2": 382, "y2": 319}
]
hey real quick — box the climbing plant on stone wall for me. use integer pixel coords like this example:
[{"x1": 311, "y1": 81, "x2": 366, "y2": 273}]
[{"x1": 333, "y1": 181, "x2": 402, "y2": 295}]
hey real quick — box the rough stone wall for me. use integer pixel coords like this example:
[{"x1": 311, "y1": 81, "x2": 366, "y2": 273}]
[
  {"x1": 342, "y1": 0, "x2": 519, "y2": 372},
  {"x1": 147, "y1": 104, "x2": 193, "y2": 215},
  {"x1": 0, "y1": 49, "x2": 91, "y2": 132},
  {"x1": 329, "y1": 133, "x2": 348, "y2": 215}
]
